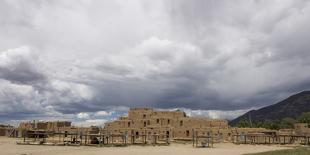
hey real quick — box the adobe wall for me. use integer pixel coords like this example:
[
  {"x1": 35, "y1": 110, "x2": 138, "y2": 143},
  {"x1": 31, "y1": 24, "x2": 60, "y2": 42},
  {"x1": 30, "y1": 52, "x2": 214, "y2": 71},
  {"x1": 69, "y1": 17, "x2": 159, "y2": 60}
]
[
  {"x1": 0, "y1": 128, "x2": 6, "y2": 136},
  {"x1": 104, "y1": 108, "x2": 230, "y2": 141},
  {"x1": 0, "y1": 124, "x2": 16, "y2": 137},
  {"x1": 19, "y1": 121, "x2": 72, "y2": 131},
  {"x1": 294, "y1": 123, "x2": 310, "y2": 134}
]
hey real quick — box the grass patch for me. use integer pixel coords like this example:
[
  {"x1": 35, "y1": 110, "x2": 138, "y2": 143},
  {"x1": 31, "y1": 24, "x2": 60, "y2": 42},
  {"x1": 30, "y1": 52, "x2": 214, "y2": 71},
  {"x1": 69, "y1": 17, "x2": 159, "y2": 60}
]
[{"x1": 244, "y1": 147, "x2": 310, "y2": 155}]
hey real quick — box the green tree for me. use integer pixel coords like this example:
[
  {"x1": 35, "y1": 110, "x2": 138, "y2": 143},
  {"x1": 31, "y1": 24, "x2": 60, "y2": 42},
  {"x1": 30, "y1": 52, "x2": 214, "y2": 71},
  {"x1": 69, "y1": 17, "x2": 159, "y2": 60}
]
[
  {"x1": 279, "y1": 117, "x2": 296, "y2": 129},
  {"x1": 297, "y1": 112, "x2": 310, "y2": 123},
  {"x1": 235, "y1": 120, "x2": 251, "y2": 128}
]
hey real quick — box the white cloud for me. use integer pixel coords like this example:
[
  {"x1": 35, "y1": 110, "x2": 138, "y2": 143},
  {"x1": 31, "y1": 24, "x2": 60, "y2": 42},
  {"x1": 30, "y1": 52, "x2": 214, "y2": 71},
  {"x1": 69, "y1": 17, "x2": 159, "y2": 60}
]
[
  {"x1": 73, "y1": 119, "x2": 107, "y2": 127},
  {"x1": 95, "y1": 111, "x2": 112, "y2": 117},
  {"x1": 76, "y1": 112, "x2": 89, "y2": 119}
]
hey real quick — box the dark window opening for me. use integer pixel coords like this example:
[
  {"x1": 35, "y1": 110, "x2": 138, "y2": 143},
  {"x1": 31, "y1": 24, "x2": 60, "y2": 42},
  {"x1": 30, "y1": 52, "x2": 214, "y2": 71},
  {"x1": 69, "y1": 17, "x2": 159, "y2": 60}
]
[
  {"x1": 180, "y1": 120, "x2": 183, "y2": 126},
  {"x1": 143, "y1": 114, "x2": 146, "y2": 119},
  {"x1": 128, "y1": 122, "x2": 131, "y2": 127},
  {"x1": 186, "y1": 130, "x2": 189, "y2": 137},
  {"x1": 166, "y1": 131, "x2": 170, "y2": 138},
  {"x1": 168, "y1": 119, "x2": 170, "y2": 124},
  {"x1": 157, "y1": 119, "x2": 159, "y2": 124},
  {"x1": 144, "y1": 122, "x2": 147, "y2": 127}
]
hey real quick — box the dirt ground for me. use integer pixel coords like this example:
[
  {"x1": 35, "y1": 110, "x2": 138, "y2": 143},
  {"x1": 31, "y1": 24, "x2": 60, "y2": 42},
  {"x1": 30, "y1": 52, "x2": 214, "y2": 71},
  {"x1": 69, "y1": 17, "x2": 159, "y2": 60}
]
[{"x1": 0, "y1": 137, "x2": 291, "y2": 155}]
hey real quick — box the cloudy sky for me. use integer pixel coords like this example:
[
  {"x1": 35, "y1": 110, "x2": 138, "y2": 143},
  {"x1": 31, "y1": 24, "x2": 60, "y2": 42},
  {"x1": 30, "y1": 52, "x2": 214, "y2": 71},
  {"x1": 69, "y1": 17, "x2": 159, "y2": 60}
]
[{"x1": 1, "y1": 0, "x2": 310, "y2": 126}]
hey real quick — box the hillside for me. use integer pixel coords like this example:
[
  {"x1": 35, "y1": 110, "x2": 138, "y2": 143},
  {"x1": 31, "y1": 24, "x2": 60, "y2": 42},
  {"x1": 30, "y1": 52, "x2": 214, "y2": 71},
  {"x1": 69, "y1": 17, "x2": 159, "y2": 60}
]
[{"x1": 230, "y1": 91, "x2": 310, "y2": 126}]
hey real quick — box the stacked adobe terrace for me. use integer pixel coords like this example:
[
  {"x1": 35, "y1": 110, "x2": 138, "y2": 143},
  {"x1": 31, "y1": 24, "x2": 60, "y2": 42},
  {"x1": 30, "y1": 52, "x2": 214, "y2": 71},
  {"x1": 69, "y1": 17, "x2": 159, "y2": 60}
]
[{"x1": 104, "y1": 108, "x2": 229, "y2": 142}]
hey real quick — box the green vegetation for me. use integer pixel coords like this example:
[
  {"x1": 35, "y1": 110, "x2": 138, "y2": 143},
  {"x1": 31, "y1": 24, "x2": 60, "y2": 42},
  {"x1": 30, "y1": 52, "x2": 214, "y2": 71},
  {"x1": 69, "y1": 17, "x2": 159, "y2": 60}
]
[
  {"x1": 244, "y1": 147, "x2": 310, "y2": 155},
  {"x1": 235, "y1": 112, "x2": 310, "y2": 130},
  {"x1": 298, "y1": 112, "x2": 310, "y2": 123}
]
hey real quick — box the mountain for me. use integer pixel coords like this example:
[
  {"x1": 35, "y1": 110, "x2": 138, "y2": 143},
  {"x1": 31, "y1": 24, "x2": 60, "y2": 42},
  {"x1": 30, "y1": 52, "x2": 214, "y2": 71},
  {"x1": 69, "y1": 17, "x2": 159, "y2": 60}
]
[{"x1": 230, "y1": 91, "x2": 310, "y2": 126}]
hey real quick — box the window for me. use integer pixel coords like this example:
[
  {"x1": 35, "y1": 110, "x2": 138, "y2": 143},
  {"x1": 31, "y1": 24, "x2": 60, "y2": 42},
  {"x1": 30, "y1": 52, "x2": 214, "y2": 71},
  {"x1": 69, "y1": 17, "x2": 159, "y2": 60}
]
[
  {"x1": 143, "y1": 114, "x2": 146, "y2": 119},
  {"x1": 180, "y1": 120, "x2": 183, "y2": 126},
  {"x1": 128, "y1": 122, "x2": 131, "y2": 127},
  {"x1": 157, "y1": 119, "x2": 159, "y2": 124},
  {"x1": 168, "y1": 119, "x2": 170, "y2": 124},
  {"x1": 186, "y1": 130, "x2": 189, "y2": 137},
  {"x1": 144, "y1": 122, "x2": 147, "y2": 127}
]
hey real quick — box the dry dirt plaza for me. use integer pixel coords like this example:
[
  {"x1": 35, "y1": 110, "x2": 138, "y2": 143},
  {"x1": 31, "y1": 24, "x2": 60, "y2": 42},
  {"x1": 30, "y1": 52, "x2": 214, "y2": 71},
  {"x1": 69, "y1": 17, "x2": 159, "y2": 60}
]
[{"x1": 0, "y1": 137, "x2": 291, "y2": 155}]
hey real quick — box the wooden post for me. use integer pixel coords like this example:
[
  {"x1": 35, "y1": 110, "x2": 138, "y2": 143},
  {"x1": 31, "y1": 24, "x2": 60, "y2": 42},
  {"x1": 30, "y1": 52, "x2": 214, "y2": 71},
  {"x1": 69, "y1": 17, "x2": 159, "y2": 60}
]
[
  {"x1": 144, "y1": 134, "x2": 147, "y2": 144},
  {"x1": 80, "y1": 132, "x2": 83, "y2": 145},
  {"x1": 99, "y1": 128, "x2": 101, "y2": 147},
  {"x1": 211, "y1": 132, "x2": 213, "y2": 148},
  {"x1": 125, "y1": 134, "x2": 127, "y2": 145},
  {"x1": 145, "y1": 129, "x2": 147, "y2": 144},
  {"x1": 62, "y1": 132, "x2": 64, "y2": 144},
  {"x1": 195, "y1": 131, "x2": 198, "y2": 147},
  {"x1": 34, "y1": 131, "x2": 37, "y2": 142},
  {"x1": 112, "y1": 135, "x2": 114, "y2": 145},
  {"x1": 192, "y1": 129, "x2": 195, "y2": 147},
  {"x1": 106, "y1": 136, "x2": 109, "y2": 145},
  {"x1": 85, "y1": 135, "x2": 87, "y2": 145},
  {"x1": 23, "y1": 130, "x2": 26, "y2": 142},
  {"x1": 236, "y1": 133, "x2": 239, "y2": 144}
]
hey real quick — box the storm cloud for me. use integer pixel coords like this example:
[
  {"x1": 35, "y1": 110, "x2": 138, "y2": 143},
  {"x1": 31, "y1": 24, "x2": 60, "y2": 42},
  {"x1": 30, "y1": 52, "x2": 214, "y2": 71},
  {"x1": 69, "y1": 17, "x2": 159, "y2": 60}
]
[{"x1": 1, "y1": 0, "x2": 310, "y2": 125}]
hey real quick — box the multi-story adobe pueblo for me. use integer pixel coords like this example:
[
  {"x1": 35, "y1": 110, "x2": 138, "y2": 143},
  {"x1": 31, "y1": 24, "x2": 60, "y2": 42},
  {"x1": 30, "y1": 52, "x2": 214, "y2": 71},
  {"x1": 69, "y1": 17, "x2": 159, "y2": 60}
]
[{"x1": 105, "y1": 108, "x2": 230, "y2": 142}]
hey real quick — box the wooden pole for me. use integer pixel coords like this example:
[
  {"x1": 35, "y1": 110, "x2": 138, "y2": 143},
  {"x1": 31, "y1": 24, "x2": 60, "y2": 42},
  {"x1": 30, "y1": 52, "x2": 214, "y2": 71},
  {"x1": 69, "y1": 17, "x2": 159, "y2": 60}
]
[
  {"x1": 100, "y1": 128, "x2": 102, "y2": 147},
  {"x1": 112, "y1": 135, "x2": 114, "y2": 145},
  {"x1": 195, "y1": 131, "x2": 198, "y2": 147},
  {"x1": 23, "y1": 130, "x2": 25, "y2": 142},
  {"x1": 211, "y1": 132, "x2": 213, "y2": 148},
  {"x1": 192, "y1": 129, "x2": 194, "y2": 147}
]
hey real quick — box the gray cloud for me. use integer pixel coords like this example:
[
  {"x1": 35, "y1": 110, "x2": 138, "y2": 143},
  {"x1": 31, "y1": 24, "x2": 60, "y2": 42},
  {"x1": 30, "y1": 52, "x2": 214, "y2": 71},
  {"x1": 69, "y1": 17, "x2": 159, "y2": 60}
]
[
  {"x1": 0, "y1": 46, "x2": 46, "y2": 85},
  {"x1": 1, "y1": 0, "x2": 310, "y2": 123}
]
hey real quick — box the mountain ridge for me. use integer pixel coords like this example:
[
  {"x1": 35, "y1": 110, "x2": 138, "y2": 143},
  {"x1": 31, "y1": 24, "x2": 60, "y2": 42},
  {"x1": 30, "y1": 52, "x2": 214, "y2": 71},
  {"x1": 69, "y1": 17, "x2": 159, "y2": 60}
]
[{"x1": 230, "y1": 91, "x2": 310, "y2": 126}]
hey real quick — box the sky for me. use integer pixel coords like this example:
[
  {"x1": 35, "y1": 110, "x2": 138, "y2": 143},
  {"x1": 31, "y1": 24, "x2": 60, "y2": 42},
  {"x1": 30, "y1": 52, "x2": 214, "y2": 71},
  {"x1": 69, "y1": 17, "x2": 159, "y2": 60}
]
[{"x1": 1, "y1": 0, "x2": 310, "y2": 126}]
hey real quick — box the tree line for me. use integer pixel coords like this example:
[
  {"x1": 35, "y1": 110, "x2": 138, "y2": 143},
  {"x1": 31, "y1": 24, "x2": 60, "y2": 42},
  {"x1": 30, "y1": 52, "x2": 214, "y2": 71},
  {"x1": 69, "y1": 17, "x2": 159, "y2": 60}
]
[{"x1": 235, "y1": 112, "x2": 310, "y2": 130}]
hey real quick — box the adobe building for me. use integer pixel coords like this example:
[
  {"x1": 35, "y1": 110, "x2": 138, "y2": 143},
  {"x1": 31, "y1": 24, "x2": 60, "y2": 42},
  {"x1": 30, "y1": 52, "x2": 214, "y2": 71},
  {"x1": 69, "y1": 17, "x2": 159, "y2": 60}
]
[
  {"x1": 19, "y1": 120, "x2": 72, "y2": 132},
  {"x1": 104, "y1": 108, "x2": 229, "y2": 143},
  {"x1": 0, "y1": 124, "x2": 18, "y2": 137},
  {"x1": 13, "y1": 109, "x2": 310, "y2": 146},
  {"x1": 0, "y1": 124, "x2": 10, "y2": 136},
  {"x1": 18, "y1": 120, "x2": 101, "y2": 144},
  {"x1": 294, "y1": 123, "x2": 310, "y2": 134}
]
